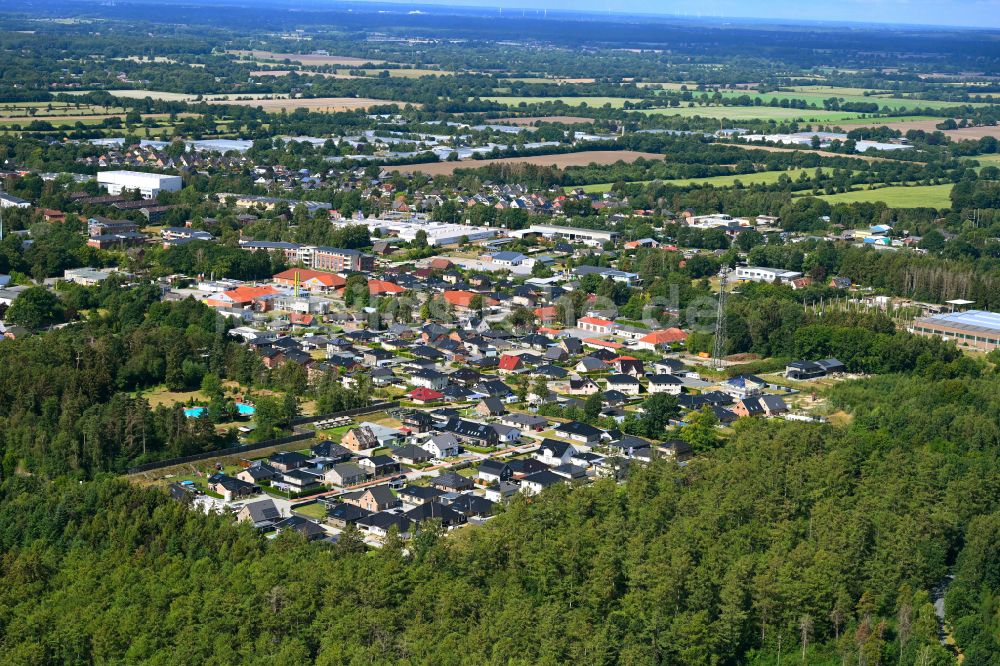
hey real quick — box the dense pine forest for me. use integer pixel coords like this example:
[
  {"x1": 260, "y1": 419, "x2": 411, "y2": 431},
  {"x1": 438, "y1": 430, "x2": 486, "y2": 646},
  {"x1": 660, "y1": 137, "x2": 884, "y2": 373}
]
[{"x1": 1, "y1": 368, "x2": 999, "y2": 664}]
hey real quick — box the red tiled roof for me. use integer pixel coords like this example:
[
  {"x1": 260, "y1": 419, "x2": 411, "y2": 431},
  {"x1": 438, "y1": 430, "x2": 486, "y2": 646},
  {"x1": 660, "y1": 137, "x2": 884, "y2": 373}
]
[
  {"x1": 534, "y1": 306, "x2": 558, "y2": 322},
  {"x1": 273, "y1": 269, "x2": 346, "y2": 288},
  {"x1": 407, "y1": 388, "x2": 444, "y2": 401},
  {"x1": 583, "y1": 337, "x2": 624, "y2": 349},
  {"x1": 443, "y1": 290, "x2": 497, "y2": 308},
  {"x1": 638, "y1": 328, "x2": 688, "y2": 345},
  {"x1": 219, "y1": 285, "x2": 278, "y2": 304},
  {"x1": 498, "y1": 354, "x2": 521, "y2": 371},
  {"x1": 368, "y1": 279, "x2": 406, "y2": 295},
  {"x1": 579, "y1": 316, "x2": 614, "y2": 328}
]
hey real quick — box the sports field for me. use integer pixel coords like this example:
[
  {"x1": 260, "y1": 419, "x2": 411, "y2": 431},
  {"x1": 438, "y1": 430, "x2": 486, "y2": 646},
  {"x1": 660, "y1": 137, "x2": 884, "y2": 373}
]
[{"x1": 812, "y1": 183, "x2": 953, "y2": 208}]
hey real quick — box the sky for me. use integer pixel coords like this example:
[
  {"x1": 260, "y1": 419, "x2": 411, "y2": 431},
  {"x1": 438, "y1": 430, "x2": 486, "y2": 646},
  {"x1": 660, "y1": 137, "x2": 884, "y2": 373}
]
[{"x1": 355, "y1": 0, "x2": 1000, "y2": 29}]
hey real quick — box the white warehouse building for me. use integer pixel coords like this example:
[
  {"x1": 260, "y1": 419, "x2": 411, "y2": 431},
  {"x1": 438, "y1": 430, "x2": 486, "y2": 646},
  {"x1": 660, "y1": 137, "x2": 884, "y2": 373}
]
[
  {"x1": 734, "y1": 266, "x2": 803, "y2": 284},
  {"x1": 97, "y1": 170, "x2": 183, "y2": 198}
]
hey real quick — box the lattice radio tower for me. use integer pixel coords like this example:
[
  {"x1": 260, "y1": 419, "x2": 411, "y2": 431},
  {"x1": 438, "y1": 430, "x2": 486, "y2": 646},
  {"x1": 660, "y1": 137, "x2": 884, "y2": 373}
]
[{"x1": 712, "y1": 267, "x2": 729, "y2": 370}]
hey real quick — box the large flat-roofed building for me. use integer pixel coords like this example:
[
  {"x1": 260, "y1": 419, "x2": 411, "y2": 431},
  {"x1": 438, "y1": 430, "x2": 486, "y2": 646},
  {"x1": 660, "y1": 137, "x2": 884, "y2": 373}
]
[
  {"x1": 734, "y1": 266, "x2": 803, "y2": 284},
  {"x1": 97, "y1": 171, "x2": 183, "y2": 198},
  {"x1": 311, "y1": 246, "x2": 374, "y2": 272},
  {"x1": 237, "y1": 240, "x2": 372, "y2": 272},
  {"x1": 572, "y1": 265, "x2": 640, "y2": 285},
  {"x1": 513, "y1": 224, "x2": 619, "y2": 246},
  {"x1": 344, "y1": 218, "x2": 497, "y2": 246},
  {"x1": 912, "y1": 309, "x2": 1000, "y2": 351}
]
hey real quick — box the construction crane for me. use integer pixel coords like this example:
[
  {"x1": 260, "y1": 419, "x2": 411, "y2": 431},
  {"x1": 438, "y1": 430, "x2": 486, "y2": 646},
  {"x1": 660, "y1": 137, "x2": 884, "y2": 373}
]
[{"x1": 712, "y1": 267, "x2": 729, "y2": 370}]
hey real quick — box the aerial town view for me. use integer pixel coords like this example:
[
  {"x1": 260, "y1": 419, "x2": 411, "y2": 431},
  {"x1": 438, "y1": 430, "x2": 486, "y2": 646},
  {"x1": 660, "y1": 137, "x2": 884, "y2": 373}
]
[{"x1": 1, "y1": 0, "x2": 999, "y2": 662}]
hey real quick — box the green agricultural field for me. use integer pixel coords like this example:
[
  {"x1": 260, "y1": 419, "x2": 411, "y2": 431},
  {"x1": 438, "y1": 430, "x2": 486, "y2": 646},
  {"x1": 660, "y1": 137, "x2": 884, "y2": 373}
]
[
  {"x1": 833, "y1": 115, "x2": 945, "y2": 126},
  {"x1": 483, "y1": 96, "x2": 641, "y2": 108},
  {"x1": 711, "y1": 89, "x2": 980, "y2": 112},
  {"x1": 786, "y1": 86, "x2": 882, "y2": 96},
  {"x1": 642, "y1": 106, "x2": 867, "y2": 121},
  {"x1": 565, "y1": 168, "x2": 815, "y2": 193},
  {"x1": 962, "y1": 154, "x2": 1000, "y2": 167},
  {"x1": 354, "y1": 68, "x2": 455, "y2": 78},
  {"x1": 812, "y1": 183, "x2": 954, "y2": 208}
]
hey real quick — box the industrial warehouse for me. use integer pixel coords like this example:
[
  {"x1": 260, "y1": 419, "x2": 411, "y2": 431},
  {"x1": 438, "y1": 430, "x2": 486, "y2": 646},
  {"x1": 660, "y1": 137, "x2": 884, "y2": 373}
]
[{"x1": 911, "y1": 309, "x2": 1000, "y2": 351}]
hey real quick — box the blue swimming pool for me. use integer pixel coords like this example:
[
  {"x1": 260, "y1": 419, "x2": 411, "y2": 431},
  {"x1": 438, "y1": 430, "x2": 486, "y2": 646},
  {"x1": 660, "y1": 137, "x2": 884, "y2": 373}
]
[
  {"x1": 236, "y1": 402, "x2": 256, "y2": 416},
  {"x1": 184, "y1": 406, "x2": 207, "y2": 418}
]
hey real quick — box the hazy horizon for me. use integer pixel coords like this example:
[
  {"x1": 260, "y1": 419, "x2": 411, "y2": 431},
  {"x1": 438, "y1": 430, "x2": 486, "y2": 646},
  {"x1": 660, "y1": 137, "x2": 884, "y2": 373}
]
[{"x1": 340, "y1": 0, "x2": 1000, "y2": 30}]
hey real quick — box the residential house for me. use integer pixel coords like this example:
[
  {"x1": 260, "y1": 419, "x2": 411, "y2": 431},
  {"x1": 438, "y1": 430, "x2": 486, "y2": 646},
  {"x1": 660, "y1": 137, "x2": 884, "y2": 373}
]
[
  {"x1": 475, "y1": 397, "x2": 506, "y2": 418},
  {"x1": 280, "y1": 468, "x2": 322, "y2": 492},
  {"x1": 398, "y1": 485, "x2": 445, "y2": 507},
  {"x1": 732, "y1": 397, "x2": 766, "y2": 418},
  {"x1": 407, "y1": 387, "x2": 445, "y2": 404},
  {"x1": 324, "y1": 462, "x2": 367, "y2": 487},
  {"x1": 392, "y1": 444, "x2": 433, "y2": 465},
  {"x1": 236, "y1": 499, "x2": 282, "y2": 529},
  {"x1": 269, "y1": 451, "x2": 311, "y2": 473},
  {"x1": 357, "y1": 512, "x2": 411, "y2": 540},
  {"x1": 473, "y1": 379, "x2": 514, "y2": 400},
  {"x1": 363, "y1": 348, "x2": 397, "y2": 368},
  {"x1": 431, "y1": 471, "x2": 474, "y2": 492},
  {"x1": 785, "y1": 358, "x2": 845, "y2": 380},
  {"x1": 536, "y1": 438, "x2": 577, "y2": 466},
  {"x1": 311, "y1": 441, "x2": 353, "y2": 462},
  {"x1": 532, "y1": 364, "x2": 568, "y2": 380},
  {"x1": 344, "y1": 486, "x2": 400, "y2": 513},
  {"x1": 423, "y1": 433, "x2": 462, "y2": 458},
  {"x1": 449, "y1": 495, "x2": 495, "y2": 519},
  {"x1": 409, "y1": 368, "x2": 450, "y2": 390},
  {"x1": 237, "y1": 462, "x2": 279, "y2": 485},
  {"x1": 555, "y1": 421, "x2": 604, "y2": 445},
  {"x1": 356, "y1": 422, "x2": 405, "y2": 447},
  {"x1": 759, "y1": 394, "x2": 789, "y2": 417},
  {"x1": 605, "y1": 374, "x2": 642, "y2": 396},
  {"x1": 208, "y1": 474, "x2": 258, "y2": 501},
  {"x1": 567, "y1": 377, "x2": 602, "y2": 395},
  {"x1": 327, "y1": 503, "x2": 373, "y2": 529},
  {"x1": 500, "y1": 413, "x2": 548, "y2": 432},
  {"x1": 272, "y1": 516, "x2": 326, "y2": 541},
  {"x1": 575, "y1": 357, "x2": 608, "y2": 374},
  {"x1": 490, "y1": 423, "x2": 521, "y2": 445},
  {"x1": 647, "y1": 374, "x2": 684, "y2": 395},
  {"x1": 720, "y1": 374, "x2": 768, "y2": 399},
  {"x1": 636, "y1": 328, "x2": 688, "y2": 351},
  {"x1": 442, "y1": 418, "x2": 498, "y2": 447},
  {"x1": 520, "y1": 469, "x2": 565, "y2": 495},
  {"x1": 497, "y1": 354, "x2": 524, "y2": 375},
  {"x1": 551, "y1": 463, "x2": 588, "y2": 480},
  {"x1": 357, "y1": 454, "x2": 400, "y2": 478},
  {"x1": 615, "y1": 359, "x2": 645, "y2": 378},
  {"x1": 404, "y1": 501, "x2": 468, "y2": 528},
  {"x1": 483, "y1": 481, "x2": 520, "y2": 502},
  {"x1": 477, "y1": 460, "x2": 513, "y2": 485},
  {"x1": 342, "y1": 426, "x2": 380, "y2": 452}
]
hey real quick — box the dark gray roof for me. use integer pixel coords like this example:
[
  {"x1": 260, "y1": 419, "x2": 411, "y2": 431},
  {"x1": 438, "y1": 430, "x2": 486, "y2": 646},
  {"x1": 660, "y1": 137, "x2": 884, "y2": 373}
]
[
  {"x1": 521, "y1": 469, "x2": 564, "y2": 488},
  {"x1": 242, "y1": 498, "x2": 281, "y2": 524}
]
